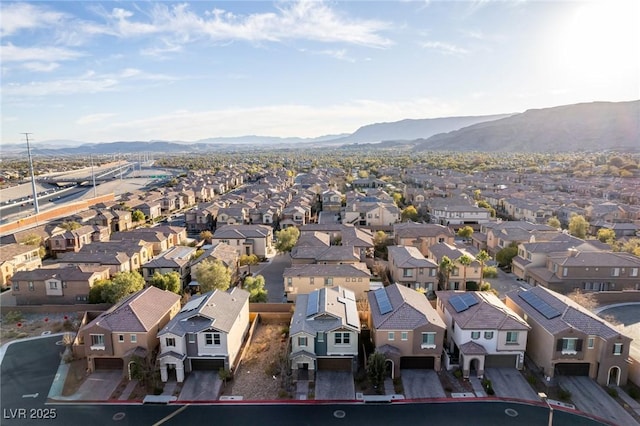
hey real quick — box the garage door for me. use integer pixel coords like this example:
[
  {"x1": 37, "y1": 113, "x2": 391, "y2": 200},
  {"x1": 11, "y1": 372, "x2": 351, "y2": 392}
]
[
  {"x1": 555, "y1": 363, "x2": 590, "y2": 376},
  {"x1": 485, "y1": 355, "x2": 517, "y2": 368},
  {"x1": 317, "y1": 357, "x2": 352, "y2": 371},
  {"x1": 190, "y1": 358, "x2": 225, "y2": 371},
  {"x1": 94, "y1": 357, "x2": 123, "y2": 370},
  {"x1": 400, "y1": 356, "x2": 435, "y2": 370}
]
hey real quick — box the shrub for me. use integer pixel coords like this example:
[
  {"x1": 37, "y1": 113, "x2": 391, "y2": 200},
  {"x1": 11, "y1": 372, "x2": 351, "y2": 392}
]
[
  {"x1": 486, "y1": 387, "x2": 495, "y2": 395},
  {"x1": 444, "y1": 386, "x2": 453, "y2": 393},
  {"x1": 483, "y1": 266, "x2": 498, "y2": 278},
  {"x1": 4, "y1": 311, "x2": 23, "y2": 323},
  {"x1": 527, "y1": 374, "x2": 537, "y2": 385},
  {"x1": 559, "y1": 389, "x2": 572, "y2": 401},
  {"x1": 453, "y1": 369, "x2": 463, "y2": 379},
  {"x1": 607, "y1": 387, "x2": 618, "y2": 398},
  {"x1": 628, "y1": 387, "x2": 640, "y2": 400},
  {"x1": 277, "y1": 389, "x2": 289, "y2": 399}
]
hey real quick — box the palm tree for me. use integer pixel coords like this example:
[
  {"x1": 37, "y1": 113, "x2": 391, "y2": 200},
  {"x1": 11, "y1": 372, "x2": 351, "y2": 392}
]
[
  {"x1": 457, "y1": 254, "x2": 473, "y2": 290},
  {"x1": 475, "y1": 250, "x2": 490, "y2": 288},
  {"x1": 439, "y1": 256, "x2": 454, "y2": 291}
]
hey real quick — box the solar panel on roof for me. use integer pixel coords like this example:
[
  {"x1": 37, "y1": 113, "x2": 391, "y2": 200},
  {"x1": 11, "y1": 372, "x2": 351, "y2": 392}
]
[
  {"x1": 180, "y1": 297, "x2": 202, "y2": 313},
  {"x1": 519, "y1": 291, "x2": 561, "y2": 320},
  {"x1": 448, "y1": 295, "x2": 469, "y2": 313},
  {"x1": 343, "y1": 298, "x2": 359, "y2": 328},
  {"x1": 306, "y1": 291, "x2": 320, "y2": 317},
  {"x1": 374, "y1": 288, "x2": 393, "y2": 315},
  {"x1": 460, "y1": 292, "x2": 478, "y2": 308},
  {"x1": 342, "y1": 288, "x2": 356, "y2": 301}
]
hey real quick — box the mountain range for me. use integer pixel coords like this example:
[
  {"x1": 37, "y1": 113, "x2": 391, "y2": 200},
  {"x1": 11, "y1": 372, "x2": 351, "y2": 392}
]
[{"x1": 2, "y1": 100, "x2": 637, "y2": 156}]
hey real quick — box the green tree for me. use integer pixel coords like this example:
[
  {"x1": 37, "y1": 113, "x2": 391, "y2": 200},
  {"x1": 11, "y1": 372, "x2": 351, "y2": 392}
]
[
  {"x1": 477, "y1": 200, "x2": 496, "y2": 217},
  {"x1": 243, "y1": 275, "x2": 268, "y2": 303},
  {"x1": 547, "y1": 216, "x2": 561, "y2": 229},
  {"x1": 150, "y1": 271, "x2": 182, "y2": 294},
  {"x1": 473, "y1": 189, "x2": 482, "y2": 201},
  {"x1": 439, "y1": 256, "x2": 454, "y2": 290},
  {"x1": 275, "y1": 227, "x2": 300, "y2": 253},
  {"x1": 392, "y1": 193, "x2": 403, "y2": 206},
  {"x1": 132, "y1": 210, "x2": 145, "y2": 222},
  {"x1": 495, "y1": 243, "x2": 518, "y2": 269},
  {"x1": 89, "y1": 279, "x2": 111, "y2": 303},
  {"x1": 194, "y1": 259, "x2": 231, "y2": 293},
  {"x1": 457, "y1": 226, "x2": 474, "y2": 241},
  {"x1": 457, "y1": 254, "x2": 473, "y2": 288},
  {"x1": 101, "y1": 271, "x2": 145, "y2": 303},
  {"x1": 199, "y1": 230, "x2": 213, "y2": 243},
  {"x1": 475, "y1": 250, "x2": 491, "y2": 288},
  {"x1": 60, "y1": 221, "x2": 82, "y2": 231},
  {"x1": 239, "y1": 254, "x2": 259, "y2": 275},
  {"x1": 401, "y1": 205, "x2": 419, "y2": 222},
  {"x1": 367, "y1": 352, "x2": 387, "y2": 394},
  {"x1": 568, "y1": 214, "x2": 588, "y2": 239},
  {"x1": 19, "y1": 233, "x2": 42, "y2": 246},
  {"x1": 596, "y1": 228, "x2": 616, "y2": 244}
]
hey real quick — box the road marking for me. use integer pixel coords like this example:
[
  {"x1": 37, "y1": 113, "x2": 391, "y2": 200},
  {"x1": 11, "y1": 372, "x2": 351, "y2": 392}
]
[
  {"x1": 22, "y1": 393, "x2": 39, "y2": 398},
  {"x1": 152, "y1": 404, "x2": 189, "y2": 426}
]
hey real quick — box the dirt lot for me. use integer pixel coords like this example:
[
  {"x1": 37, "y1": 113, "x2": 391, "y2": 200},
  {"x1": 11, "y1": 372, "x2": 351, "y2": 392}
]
[
  {"x1": 0, "y1": 311, "x2": 80, "y2": 345},
  {"x1": 221, "y1": 321, "x2": 290, "y2": 400}
]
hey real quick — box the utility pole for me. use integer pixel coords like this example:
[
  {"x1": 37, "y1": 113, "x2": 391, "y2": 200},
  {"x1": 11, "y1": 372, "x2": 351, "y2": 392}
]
[
  {"x1": 90, "y1": 154, "x2": 97, "y2": 198},
  {"x1": 23, "y1": 133, "x2": 40, "y2": 214}
]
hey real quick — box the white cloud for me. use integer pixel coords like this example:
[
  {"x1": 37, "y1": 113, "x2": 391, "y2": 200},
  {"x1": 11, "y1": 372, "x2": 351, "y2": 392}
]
[
  {"x1": 22, "y1": 62, "x2": 60, "y2": 72},
  {"x1": 76, "y1": 113, "x2": 118, "y2": 125},
  {"x1": 1, "y1": 43, "x2": 84, "y2": 63},
  {"x1": 421, "y1": 41, "x2": 469, "y2": 55},
  {"x1": 0, "y1": 3, "x2": 67, "y2": 36}
]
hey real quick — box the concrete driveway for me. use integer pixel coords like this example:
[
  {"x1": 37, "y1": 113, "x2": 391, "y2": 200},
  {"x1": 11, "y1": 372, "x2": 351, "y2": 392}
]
[
  {"x1": 315, "y1": 371, "x2": 355, "y2": 400},
  {"x1": 72, "y1": 371, "x2": 122, "y2": 401},
  {"x1": 558, "y1": 376, "x2": 638, "y2": 426},
  {"x1": 401, "y1": 369, "x2": 446, "y2": 399},
  {"x1": 485, "y1": 368, "x2": 538, "y2": 401},
  {"x1": 178, "y1": 371, "x2": 222, "y2": 401}
]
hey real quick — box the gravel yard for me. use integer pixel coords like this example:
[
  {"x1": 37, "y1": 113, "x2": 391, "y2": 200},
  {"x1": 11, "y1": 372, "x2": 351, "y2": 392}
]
[
  {"x1": 221, "y1": 321, "x2": 290, "y2": 401},
  {"x1": 0, "y1": 310, "x2": 80, "y2": 345}
]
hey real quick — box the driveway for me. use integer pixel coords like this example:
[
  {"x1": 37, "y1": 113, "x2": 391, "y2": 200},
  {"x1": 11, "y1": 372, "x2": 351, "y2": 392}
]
[
  {"x1": 315, "y1": 371, "x2": 355, "y2": 400},
  {"x1": 558, "y1": 376, "x2": 638, "y2": 426},
  {"x1": 254, "y1": 253, "x2": 290, "y2": 302},
  {"x1": 484, "y1": 368, "x2": 538, "y2": 401},
  {"x1": 401, "y1": 370, "x2": 446, "y2": 399},
  {"x1": 178, "y1": 371, "x2": 222, "y2": 401},
  {"x1": 72, "y1": 371, "x2": 122, "y2": 400}
]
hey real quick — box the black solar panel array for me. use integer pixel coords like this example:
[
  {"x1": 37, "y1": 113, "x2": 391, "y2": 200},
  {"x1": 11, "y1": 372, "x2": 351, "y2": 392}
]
[{"x1": 519, "y1": 291, "x2": 561, "y2": 319}]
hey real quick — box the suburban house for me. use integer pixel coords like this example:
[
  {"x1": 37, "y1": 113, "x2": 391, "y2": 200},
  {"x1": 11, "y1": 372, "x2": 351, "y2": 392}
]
[
  {"x1": 387, "y1": 245, "x2": 439, "y2": 293},
  {"x1": 368, "y1": 284, "x2": 446, "y2": 378},
  {"x1": 436, "y1": 291, "x2": 530, "y2": 378},
  {"x1": 10, "y1": 265, "x2": 110, "y2": 305},
  {"x1": 284, "y1": 263, "x2": 371, "y2": 302},
  {"x1": 110, "y1": 226, "x2": 187, "y2": 256},
  {"x1": 393, "y1": 222, "x2": 455, "y2": 257},
  {"x1": 58, "y1": 240, "x2": 153, "y2": 275},
  {"x1": 427, "y1": 243, "x2": 481, "y2": 291},
  {"x1": 141, "y1": 245, "x2": 196, "y2": 288},
  {"x1": 523, "y1": 248, "x2": 640, "y2": 293},
  {"x1": 157, "y1": 287, "x2": 250, "y2": 383},
  {"x1": 289, "y1": 286, "x2": 361, "y2": 380},
  {"x1": 212, "y1": 224, "x2": 274, "y2": 259},
  {"x1": 73, "y1": 286, "x2": 181, "y2": 375},
  {"x1": 427, "y1": 197, "x2": 492, "y2": 228},
  {"x1": 321, "y1": 190, "x2": 343, "y2": 212},
  {"x1": 49, "y1": 225, "x2": 110, "y2": 257},
  {"x1": 0, "y1": 243, "x2": 42, "y2": 289},
  {"x1": 506, "y1": 286, "x2": 632, "y2": 386}
]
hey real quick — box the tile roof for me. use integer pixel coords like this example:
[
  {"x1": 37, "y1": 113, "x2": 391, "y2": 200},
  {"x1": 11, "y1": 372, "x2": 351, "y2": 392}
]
[
  {"x1": 438, "y1": 291, "x2": 529, "y2": 331},
  {"x1": 289, "y1": 286, "x2": 361, "y2": 336},
  {"x1": 368, "y1": 284, "x2": 445, "y2": 330},
  {"x1": 388, "y1": 246, "x2": 438, "y2": 268},
  {"x1": 283, "y1": 263, "x2": 371, "y2": 278},
  {"x1": 87, "y1": 286, "x2": 180, "y2": 333}
]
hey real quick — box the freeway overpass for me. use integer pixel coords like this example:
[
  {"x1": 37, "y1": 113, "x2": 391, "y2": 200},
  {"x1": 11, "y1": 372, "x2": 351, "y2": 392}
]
[{"x1": 36, "y1": 162, "x2": 135, "y2": 184}]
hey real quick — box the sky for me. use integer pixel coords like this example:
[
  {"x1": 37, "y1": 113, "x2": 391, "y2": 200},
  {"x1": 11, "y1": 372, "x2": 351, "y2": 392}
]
[{"x1": 1, "y1": 0, "x2": 638, "y2": 145}]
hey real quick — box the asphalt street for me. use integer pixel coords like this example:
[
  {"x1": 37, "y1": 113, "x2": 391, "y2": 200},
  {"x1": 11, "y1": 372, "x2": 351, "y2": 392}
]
[{"x1": 254, "y1": 253, "x2": 291, "y2": 303}]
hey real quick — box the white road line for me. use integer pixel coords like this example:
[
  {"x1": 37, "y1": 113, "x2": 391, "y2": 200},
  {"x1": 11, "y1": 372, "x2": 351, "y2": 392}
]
[{"x1": 152, "y1": 404, "x2": 190, "y2": 426}]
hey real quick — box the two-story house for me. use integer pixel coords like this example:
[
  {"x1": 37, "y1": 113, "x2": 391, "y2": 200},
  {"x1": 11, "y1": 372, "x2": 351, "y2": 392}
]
[
  {"x1": 212, "y1": 224, "x2": 274, "y2": 259},
  {"x1": 506, "y1": 286, "x2": 632, "y2": 386},
  {"x1": 49, "y1": 225, "x2": 110, "y2": 257},
  {"x1": 368, "y1": 284, "x2": 446, "y2": 378},
  {"x1": 387, "y1": 246, "x2": 439, "y2": 293},
  {"x1": 289, "y1": 286, "x2": 361, "y2": 381},
  {"x1": 437, "y1": 291, "x2": 530, "y2": 378},
  {"x1": 427, "y1": 243, "x2": 481, "y2": 291},
  {"x1": 157, "y1": 287, "x2": 250, "y2": 383},
  {"x1": 141, "y1": 246, "x2": 196, "y2": 288},
  {"x1": 393, "y1": 222, "x2": 455, "y2": 257},
  {"x1": 0, "y1": 243, "x2": 42, "y2": 289},
  {"x1": 73, "y1": 286, "x2": 181, "y2": 375},
  {"x1": 284, "y1": 263, "x2": 371, "y2": 302}
]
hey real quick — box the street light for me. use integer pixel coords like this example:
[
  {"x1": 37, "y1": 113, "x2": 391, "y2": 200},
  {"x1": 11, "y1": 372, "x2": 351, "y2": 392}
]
[{"x1": 538, "y1": 392, "x2": 554, "y2": 426}]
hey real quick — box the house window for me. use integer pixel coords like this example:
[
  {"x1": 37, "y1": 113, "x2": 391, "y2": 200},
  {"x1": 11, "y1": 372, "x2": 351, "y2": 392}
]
[
  {"x1": 131, "y1": 334, "x2": 137, "y2": 343},
  {"x1": 560, "y1": 338, "x2": 579, "y2": 354},
  {"x1": 49, "y1": 281, "x2": 58, "y2": 290},
  {"x1": 403, "y1": 269, "x2": 413, "y2": 278},
  {"x1": 471, "y1": 331, "x2": 480, "y2": 340},
  {"x1": 118, "y1": 334, "x2": 124, "y2": 342},
  {"x1": 505, "y1": 332, "x2": 519, "y2": 345},
  {"x1": 188, "y1": 334, "x2": 195, "y2": 343},
  {"x1": 166, "y1": 337, "x2": 176, "y2": 347},
  {"x1": 613, "y1": 343, "x2": 623, "y2": 355},
  {"x1": 631, "y1": 268, "x2": 638, "y2": 277},
  {"x1": 335, "y1": 332, "x2": 350, "y2": 345},
  {"x1": 298, "y1": 336, "x2": 308, "y2": 347},
  {"x1": 13, "y1": 283, "x2": 19, "y2": 291},
  {"x1": 310, "y1": 277, "x2": 315, "y2": 285},
  {"x1": 317, "y1": 333, "x2": 324, "y2": 343},
  {"x1": 611, "y1": 268, "x2": 620, "y2": 277},
  {"x1": 484, "y1": 331, "x2": 494, "y2": 340},
  {"x1": 287, "y1": 277, "x2": 292, "y2": 285},
  {"x1": 90, "y1": 334, "x2": 105, "y2": 349},
  {"x1": 419, "y1": 268, "x2": 424, "y2": 275},
  {"x1": 205, "y1": 333, "x2": 221, "y2": 346},
  {"x1": 563, "y1": 267, "x2": 568, "y2": 277},
  {"x1": 588, "y1": 337, "x2": 595, "y2": 349},
  {"x1": 324, "y1": 277, "x2": 333, "y2": 286},
  {"x1": 401, "y1": 332, "x2": 408, "y2": 341},
  {"x1": 421, "y1": 332, "x2": 436, "y2": 349},
  {"x1": 29, "y1": 281, "x2": 34, "y2": 291},
  {"x1": 388, "y1": 332, "x2": 395, "y2": 341}
]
